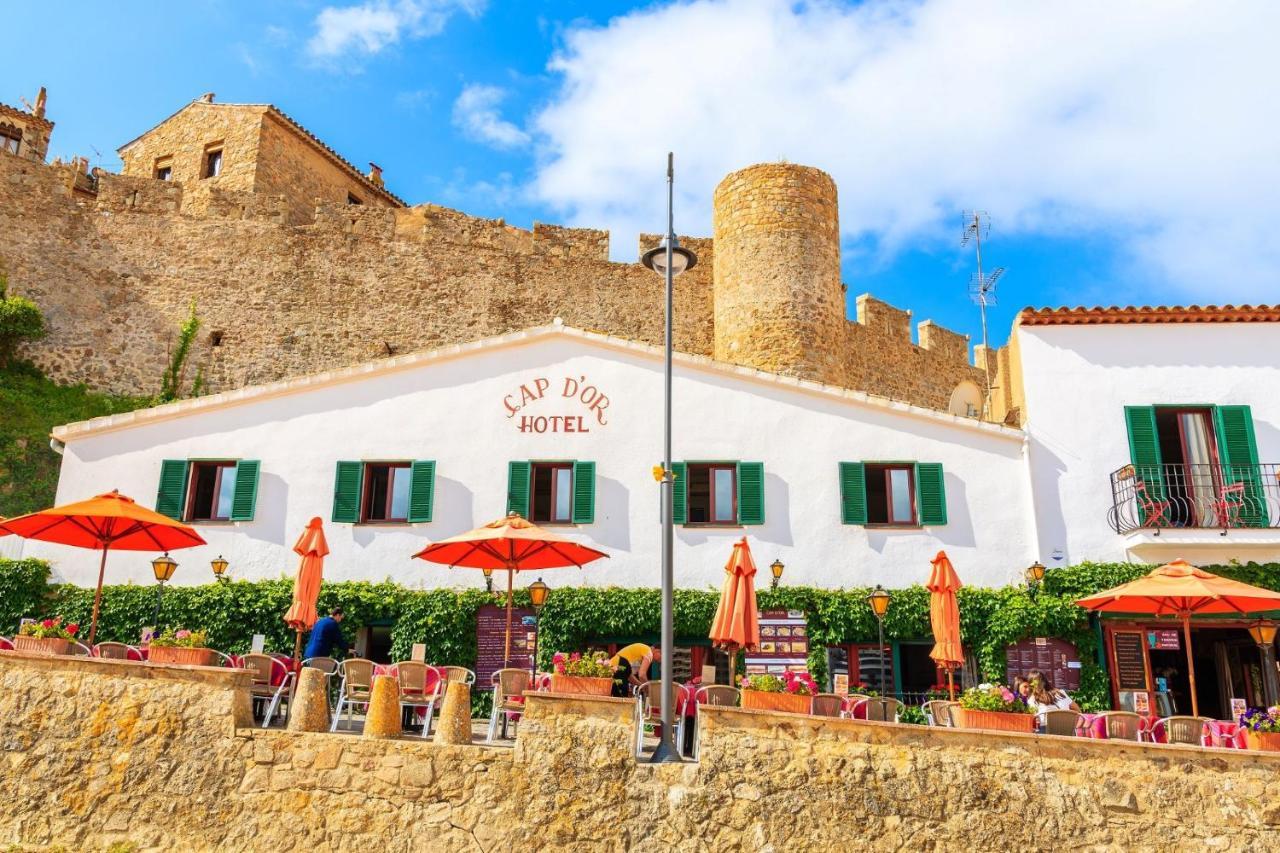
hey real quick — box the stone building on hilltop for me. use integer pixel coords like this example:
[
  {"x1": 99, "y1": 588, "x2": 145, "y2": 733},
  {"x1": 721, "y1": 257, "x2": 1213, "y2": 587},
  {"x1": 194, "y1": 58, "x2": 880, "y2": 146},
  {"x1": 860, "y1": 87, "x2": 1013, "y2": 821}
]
[{"x1": 0, "y1": 87, "x2": 52, "y2": 163}]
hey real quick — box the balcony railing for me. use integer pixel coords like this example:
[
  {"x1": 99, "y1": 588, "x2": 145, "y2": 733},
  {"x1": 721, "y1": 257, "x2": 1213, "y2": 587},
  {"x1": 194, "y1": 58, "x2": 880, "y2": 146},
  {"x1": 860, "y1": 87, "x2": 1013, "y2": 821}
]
[{"x1": 1108, "y1": 462, "x2": 1280, "y2": 534}]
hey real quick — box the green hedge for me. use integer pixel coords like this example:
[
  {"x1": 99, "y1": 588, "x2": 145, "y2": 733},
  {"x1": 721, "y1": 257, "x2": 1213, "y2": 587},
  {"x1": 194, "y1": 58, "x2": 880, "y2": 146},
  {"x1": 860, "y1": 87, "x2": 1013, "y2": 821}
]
[{"x1": 6, "y1": 558, "x2": 1279, "y2": 713}]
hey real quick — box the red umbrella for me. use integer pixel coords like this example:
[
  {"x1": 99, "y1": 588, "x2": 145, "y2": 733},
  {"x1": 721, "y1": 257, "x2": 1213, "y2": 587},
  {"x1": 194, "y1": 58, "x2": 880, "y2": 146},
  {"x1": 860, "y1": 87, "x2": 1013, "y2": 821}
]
[
  {"x1": 709, "y1": 538, "x2": 761, "y2": 678},
  {"x1": 926, "y1": 551, "x2": 964, "y2": 700},
  {"x1": 284, "y1": 517, "x2": 329, "y2": 665}
]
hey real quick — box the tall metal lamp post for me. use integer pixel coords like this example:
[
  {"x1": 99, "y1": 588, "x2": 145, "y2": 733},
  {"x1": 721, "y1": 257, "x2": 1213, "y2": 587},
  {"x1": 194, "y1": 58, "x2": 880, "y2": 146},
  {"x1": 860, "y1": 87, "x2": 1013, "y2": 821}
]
[
  {"x1": 528, "y1": 577, "x2": 549, "y2": 677},
  {"x1": 867, "y1": 585, "x2": 892, "y2": 697},
  {"x1": 151, "y1": 552, "x2": 178, "y2": 624},
  {"x1": 640, "y1": 152, "x2": 697, "y2": 764}
]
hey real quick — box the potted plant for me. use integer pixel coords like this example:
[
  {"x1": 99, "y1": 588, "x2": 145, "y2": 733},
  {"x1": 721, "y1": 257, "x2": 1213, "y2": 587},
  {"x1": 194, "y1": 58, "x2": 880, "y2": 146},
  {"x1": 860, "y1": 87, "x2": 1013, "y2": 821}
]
[
  {"x1": 14, "y1": 617, "x2": 80, "y2": 655},
  {"x1": 549, "y1": 652, "x2": 615, "y2": 696},
  {"x1": 1240, "y1": 707, "x2": 1280, "y2": 752},
  {"x1": 148, "y1": 628, "x2": 215, "y2": 666},
  {"x1": 739, "y1": 671, "x2": 816, "y2": 714},
  {"x1": 951, "y1": 683, "x2": 1037, "y2": 733}
]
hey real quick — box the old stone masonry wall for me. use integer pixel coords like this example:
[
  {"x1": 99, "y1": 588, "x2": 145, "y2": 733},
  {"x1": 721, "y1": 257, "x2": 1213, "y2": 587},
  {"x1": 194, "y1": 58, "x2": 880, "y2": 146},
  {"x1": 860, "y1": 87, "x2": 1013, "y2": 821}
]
[
  {"x1": 0, "y1": 149, "x2": 985, "y2": 413},
  {"x1": 2, "y1": 651, "x2": 1278, "y2": 852}
]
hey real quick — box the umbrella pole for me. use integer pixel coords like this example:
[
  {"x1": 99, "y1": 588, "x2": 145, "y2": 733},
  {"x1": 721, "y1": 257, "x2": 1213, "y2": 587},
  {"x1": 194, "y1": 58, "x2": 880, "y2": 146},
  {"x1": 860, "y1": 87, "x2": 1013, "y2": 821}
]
[
  {"x1": 948, "y1": 667, "x2": 955, "y2": 701},
  {"x1": 88, "y1": 544, "x2": 110, "y2": 646},
  {"x1": 293, "y1": 629, "x2": 304, "y2": 669},
  {"x1": 1183, "y1": 612, "x2": 1199, "y2": 718},
  {"x1": 504, "y1": 566, "x2": 514, "y2": 668}
]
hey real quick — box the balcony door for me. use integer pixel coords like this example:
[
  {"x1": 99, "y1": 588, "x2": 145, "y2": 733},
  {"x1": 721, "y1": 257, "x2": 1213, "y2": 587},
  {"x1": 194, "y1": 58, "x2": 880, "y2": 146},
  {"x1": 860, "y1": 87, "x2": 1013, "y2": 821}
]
[{"x1": 1154, "y1": 408, "x2": 1219, "y2": 526}]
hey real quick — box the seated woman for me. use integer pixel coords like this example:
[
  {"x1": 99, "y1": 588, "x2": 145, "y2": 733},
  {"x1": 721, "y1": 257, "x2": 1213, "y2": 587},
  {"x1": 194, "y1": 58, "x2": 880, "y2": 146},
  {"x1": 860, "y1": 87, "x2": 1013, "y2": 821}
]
[
  {"x1": 1025, "y1": 669, "x2": 1080, "y2": 714},
  {"x1": 1013, "y1": 676, "x2": 1031, "y2": 706}
]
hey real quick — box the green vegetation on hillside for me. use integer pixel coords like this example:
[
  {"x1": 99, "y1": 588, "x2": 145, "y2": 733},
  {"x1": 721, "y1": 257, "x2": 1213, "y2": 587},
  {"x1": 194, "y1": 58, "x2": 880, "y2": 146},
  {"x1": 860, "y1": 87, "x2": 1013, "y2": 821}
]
[{"x1": 0, "y1": 361, "x2": 150, "y2": 517}]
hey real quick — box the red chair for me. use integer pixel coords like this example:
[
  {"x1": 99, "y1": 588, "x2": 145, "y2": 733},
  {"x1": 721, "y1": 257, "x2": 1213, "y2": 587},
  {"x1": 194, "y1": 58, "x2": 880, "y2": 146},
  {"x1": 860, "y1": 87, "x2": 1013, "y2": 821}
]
[
  {"x1": 1213, "y1": 482, "x2": 1246, "y2": 529},
  {"x1": 1135, "y1": 479, "x2": 1172, "y2": 528}
]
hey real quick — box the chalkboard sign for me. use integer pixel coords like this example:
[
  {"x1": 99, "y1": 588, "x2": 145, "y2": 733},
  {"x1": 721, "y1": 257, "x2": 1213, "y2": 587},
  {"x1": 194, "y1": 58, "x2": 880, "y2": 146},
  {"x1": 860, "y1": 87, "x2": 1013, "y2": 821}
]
[
  {"x1": 1113, "y1": 632, "x2": 1149, "y2": 691},
  {"x1": 1004, "y1": 637, "x2": 1082, "y2": 692},
  {"x1": 476, "y1": 604, "x2": 536, "y2": 688}
]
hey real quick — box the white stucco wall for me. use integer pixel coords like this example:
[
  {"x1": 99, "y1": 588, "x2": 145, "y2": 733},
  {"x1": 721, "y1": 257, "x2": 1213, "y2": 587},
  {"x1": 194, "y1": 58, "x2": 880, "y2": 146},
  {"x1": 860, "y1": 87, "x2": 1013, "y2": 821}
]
[
  {"x1": 33, "y1": 328, "x2": 1034, "y2": 591},
  {"x1": 1018, "y1": 322, "x2": 1280, "y2": 567}
]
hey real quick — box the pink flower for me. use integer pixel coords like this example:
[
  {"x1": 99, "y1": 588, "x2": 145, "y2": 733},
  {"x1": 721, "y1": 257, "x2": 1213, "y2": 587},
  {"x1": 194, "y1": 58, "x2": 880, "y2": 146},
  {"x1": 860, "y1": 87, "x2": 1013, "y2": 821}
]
[
  {"x1": 41, "y1": 619, "x2": 54, "y2": 629},
  {"x1": 65, "y1": 623, "x2": 79, "y2": 636},
  {"x1": 175, "y1": 630, "x2": 191, "y2": 640},
  {"x1": 1000, "y1": 688, "x2": 1014, "y2": 702},
  {"x1": 552, "y1": 652, "x2": 565, "y2": 664},
  {"x1": 569, "y1": 652, "x2": 581, "y2": 662}
]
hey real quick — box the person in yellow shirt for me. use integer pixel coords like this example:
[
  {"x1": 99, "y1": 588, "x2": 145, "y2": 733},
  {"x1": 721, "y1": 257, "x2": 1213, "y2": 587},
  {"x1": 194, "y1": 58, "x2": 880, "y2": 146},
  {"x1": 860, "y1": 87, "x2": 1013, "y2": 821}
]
[{"x1": 608, "y1": 643, "x2": 660, "y2": 696}]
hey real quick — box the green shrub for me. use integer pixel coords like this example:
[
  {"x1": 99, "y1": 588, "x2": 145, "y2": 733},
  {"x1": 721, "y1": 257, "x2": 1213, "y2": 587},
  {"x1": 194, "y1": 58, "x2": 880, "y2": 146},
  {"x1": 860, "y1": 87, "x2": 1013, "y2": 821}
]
[{"x1": 0, "y1": 272, "x2": 46, "y2": 368}]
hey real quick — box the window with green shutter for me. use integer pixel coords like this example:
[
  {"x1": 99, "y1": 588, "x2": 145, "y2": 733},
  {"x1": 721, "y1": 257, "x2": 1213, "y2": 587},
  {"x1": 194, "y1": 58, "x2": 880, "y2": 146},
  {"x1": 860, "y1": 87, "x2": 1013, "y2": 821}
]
[
  {"x1": 407, "y1": 460, "x2": 436, "y2": 523},
  {"x1": 839, "y1": 462, "x2": 867, "y2": 525},
  {"x1": 507, "y1": 461, "x2": 532, "y2": 518},
  {"x1": 571, "y1": 461, "x2": 596, "y2": 524},
  {"x1": 914, "y1": 462, "x2": 947, "y2": 526},
  {"x1": 670, "y1": 461, "x2": 687, "y2": 525},
  {"x1": 842, "y1": 461, "x2": 946, "y2": 526},
  {"x1": 228, "y1": 460, "x2": 260, "y2": 521},
  {"x1": 736, "y1": 461, "x2": 765, "y2": 525},
  {"x1": 1124, "y1": 406, "x2": 1166, "y2": 513},
  {"x1": 156, "y1": 459, "x2": 190, "y2": 520},
  {"x1": 332, "y1": 461, "x2": 363, "y2": 523},
  {"x1": 1214, "y1": 405, "x2": 1267, "y2": 527},
  {"x1": 509, "y1": 460, "x2": 595, "y2": 524}
]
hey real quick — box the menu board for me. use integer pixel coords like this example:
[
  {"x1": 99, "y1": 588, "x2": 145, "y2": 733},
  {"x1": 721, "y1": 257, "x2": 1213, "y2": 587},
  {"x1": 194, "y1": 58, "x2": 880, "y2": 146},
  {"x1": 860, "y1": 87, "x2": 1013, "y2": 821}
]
[
  {"x1": 475, "y1": 604, "x2": 536, "y2": 688},
  {"x1": 1004, "y1": 637, "x2": 1082, "y2": 691},
  {"x1": 1146, "y1": 629, "x2": 1180, "y2": 650},
  {"x1": 745, "y1": 610, "x2": 809, "y2": 675},
  {"x1": 1112, "y1": 632, "x2": 1149, "y2": 691}
]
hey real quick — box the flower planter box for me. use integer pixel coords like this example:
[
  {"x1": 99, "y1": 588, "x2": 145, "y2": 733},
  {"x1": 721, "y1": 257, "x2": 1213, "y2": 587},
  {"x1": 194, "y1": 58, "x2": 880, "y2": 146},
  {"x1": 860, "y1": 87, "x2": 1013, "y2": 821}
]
[
  {"x1": 1244, "y1": 730, "x2": 1280, "y2": 752},
  {"x1": 549, "y1": 674, "x2": 614, "y2": 696},
  {"x1": 148, "y1": 646, "x2": 216, "y2": 667},
  {"x1": 13, "y1": 636, "x2": 72, "y2": 656},
  {"x1": 952, "y1": 707, "x2": 1037, "y2": 733},
  {"x1": 741, "y1": 690, "x2": 812, "y2": 715}
]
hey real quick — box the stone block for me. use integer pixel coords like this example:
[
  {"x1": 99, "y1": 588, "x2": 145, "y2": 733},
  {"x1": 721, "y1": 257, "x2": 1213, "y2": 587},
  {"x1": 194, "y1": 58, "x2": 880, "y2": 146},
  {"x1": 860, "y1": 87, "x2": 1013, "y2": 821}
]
[
  {"x1": 288, "y1": 667, "x2": 331, "y2": 733},
  {"x1": 433, "y1": 681, "x2": 472, "y2": 746},
  {"x1": 362, "y1": 675, "x2": 402, "y2": 740}
]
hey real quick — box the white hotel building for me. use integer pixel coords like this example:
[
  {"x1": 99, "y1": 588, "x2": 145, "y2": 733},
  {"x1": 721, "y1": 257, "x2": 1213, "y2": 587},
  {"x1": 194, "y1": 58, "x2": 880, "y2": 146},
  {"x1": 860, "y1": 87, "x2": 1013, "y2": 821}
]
[{"x1": 25, "y1": 305, "x2": 1280, "y2": 592}]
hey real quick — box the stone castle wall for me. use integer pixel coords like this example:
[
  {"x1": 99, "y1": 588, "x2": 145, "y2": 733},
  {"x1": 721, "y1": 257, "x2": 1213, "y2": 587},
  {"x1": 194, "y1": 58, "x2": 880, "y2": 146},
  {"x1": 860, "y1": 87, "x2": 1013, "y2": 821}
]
[
  {"x1": 2, "y1": 651, "x2": 1277, "y2": 851},
  {"x1": 1, "y1": 148, "x2": 984, "y2": 413}
]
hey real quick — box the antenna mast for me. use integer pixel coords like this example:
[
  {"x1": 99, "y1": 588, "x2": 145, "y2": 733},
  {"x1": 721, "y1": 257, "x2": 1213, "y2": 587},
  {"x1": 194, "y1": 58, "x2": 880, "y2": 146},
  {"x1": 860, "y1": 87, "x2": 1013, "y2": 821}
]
[{"x1": 962, "y1": 211, "x2": 1004, "y2": 419}]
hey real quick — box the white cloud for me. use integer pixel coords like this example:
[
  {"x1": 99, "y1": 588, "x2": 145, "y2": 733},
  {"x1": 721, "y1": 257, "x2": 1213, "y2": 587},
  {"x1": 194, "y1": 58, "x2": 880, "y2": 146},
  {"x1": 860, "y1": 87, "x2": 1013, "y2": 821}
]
[
  {"x1": 531, "y1": 0, "x2": 1280, "y2": 301},
  {"x1": 307, "y1": 0, "x2": 484, "y2": 63},
  {"x1": 453, "y1": 84, "x2": 531, "y2": 149}
]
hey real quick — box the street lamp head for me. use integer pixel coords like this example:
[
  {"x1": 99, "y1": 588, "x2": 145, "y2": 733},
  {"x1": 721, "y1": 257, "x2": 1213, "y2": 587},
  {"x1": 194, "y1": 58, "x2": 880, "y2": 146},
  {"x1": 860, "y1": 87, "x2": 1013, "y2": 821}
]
[
  {"x1": 528, "y1": 577, "x2": 550, "y2": 610},
  {"x1": 867, "y1": 585, "x2": 891, "y2": 619},
  {"x1": 641, "y1": 236, "x2": 697, "y2": 278},
  {"x1": 482, "y1": 566, "x2": 494, "y2": 592},
  {"x1": 1025, "y1": 561, "x2": 1047, "y2": 585},
  {"x1": 210, "y1": 554, "x2": 229, "y2": 580},
  {"x1": 770, "y1": 559, "x2": 784, "y2": 581},
  {"x1": 1248, "y1": 620, "x2": 1278, "y2": 647},
  {"x1": 151, "y1": 552, "x2": 178, "y2": 584}
]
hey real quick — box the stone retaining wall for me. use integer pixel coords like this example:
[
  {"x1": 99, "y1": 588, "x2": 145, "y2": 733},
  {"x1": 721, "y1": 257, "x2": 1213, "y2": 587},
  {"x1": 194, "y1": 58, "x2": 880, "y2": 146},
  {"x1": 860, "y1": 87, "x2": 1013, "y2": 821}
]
[{"x1": 1, "y1": 651, "x2": 1276, "y2": 851}]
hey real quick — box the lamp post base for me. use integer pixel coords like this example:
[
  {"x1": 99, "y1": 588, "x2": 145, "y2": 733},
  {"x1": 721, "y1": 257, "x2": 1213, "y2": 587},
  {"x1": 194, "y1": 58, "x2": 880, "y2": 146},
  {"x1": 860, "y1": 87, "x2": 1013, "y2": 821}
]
[{"x1": 649, "y1": 735, "x2": 683, "y2": 763}]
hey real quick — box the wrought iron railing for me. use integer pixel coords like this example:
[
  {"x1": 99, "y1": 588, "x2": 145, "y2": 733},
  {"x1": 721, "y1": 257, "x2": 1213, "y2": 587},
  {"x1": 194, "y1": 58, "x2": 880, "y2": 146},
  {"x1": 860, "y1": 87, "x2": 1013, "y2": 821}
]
[{"x1": 1108, "y1": 462, "x2": 1280, "y2": 533}]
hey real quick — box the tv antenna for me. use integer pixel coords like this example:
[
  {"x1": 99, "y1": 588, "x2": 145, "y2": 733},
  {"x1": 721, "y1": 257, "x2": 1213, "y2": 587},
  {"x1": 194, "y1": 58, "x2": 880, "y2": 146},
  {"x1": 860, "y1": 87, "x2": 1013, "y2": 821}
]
[{"x1": 962, "y1": 211, "x2": 1004, "y2": 419}]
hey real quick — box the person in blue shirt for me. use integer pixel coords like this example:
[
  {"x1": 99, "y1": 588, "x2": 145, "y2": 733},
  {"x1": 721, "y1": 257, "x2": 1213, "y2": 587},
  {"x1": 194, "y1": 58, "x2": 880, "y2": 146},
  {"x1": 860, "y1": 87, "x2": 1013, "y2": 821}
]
[{"x1": 303, "y1": 607, "x2": 350, "y2": 659}]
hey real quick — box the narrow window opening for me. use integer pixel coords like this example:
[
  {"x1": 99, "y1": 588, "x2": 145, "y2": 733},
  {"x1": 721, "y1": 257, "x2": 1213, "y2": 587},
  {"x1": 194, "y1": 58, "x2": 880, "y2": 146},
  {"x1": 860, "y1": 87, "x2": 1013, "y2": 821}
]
[
  {"x1": 361, "y1": 462, "x2": 411, "y2": 522},
  {"x1": 186, "y1": 461, "x2": 237, "y2": 522},
  {"x1": 865, "y1": 463, "x2": 916, "y2": 526},
  {"x1": 686, "y1": 464, "x2": 737, "y2": 524},
  {"x1": 203, "y1": 148, "x2": 223, "y2": 178},
  {"x1": 530, "y1": 463, "x2": 573, "y2": 523},
  {"x1": 209, "y1": 330, "x2": 224, "y2": 347}
]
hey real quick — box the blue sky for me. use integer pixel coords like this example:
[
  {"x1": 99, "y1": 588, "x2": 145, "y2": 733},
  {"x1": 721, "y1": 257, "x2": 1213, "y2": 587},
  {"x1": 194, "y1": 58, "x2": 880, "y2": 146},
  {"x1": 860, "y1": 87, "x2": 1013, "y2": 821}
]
[{"x1": 6, "y1": 1, "x2": 1276, "y2": 350}]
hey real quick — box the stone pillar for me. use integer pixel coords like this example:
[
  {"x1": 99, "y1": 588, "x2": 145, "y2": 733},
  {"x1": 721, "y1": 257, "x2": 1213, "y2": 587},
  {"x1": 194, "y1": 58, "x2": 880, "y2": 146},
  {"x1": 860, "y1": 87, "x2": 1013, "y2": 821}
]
[
  {"x1": 712, "y1": 162, "x2": 845, "y2": 383},
  {"x1": 287, "y1": 667, "x2": 331, "y2": 733},
  {"x1": 434, "y1": 681, "x2": 472, "y2": 745},
  {"x1": 362, "y1": 675, "x2": 402, "y2": 739}
]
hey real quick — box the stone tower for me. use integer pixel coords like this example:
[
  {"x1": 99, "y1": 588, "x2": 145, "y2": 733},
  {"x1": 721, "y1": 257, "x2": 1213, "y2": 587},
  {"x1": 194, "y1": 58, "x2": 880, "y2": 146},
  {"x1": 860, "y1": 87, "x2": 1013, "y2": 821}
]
[{"x1": 712, "y1": 163, "x2": 845, "y2": 383}]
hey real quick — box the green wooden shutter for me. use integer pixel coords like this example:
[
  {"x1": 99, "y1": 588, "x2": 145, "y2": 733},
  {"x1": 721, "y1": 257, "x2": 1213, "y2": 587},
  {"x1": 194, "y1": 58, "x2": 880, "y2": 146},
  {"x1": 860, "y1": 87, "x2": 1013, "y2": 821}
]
[
  {"x1": 229, "y1": 460, "x2": 260, "y2": 521},
  {"x1": 736, "y1": 461, "x2": 765, "y2": 525},
  {"x1": 1214, "y1": 405, "x2": 1268, "y2": 527},
  {"x1": 407, "y1": 460, "x2": 436, "y2": 523},
  {"x1": 507, "y1": 461, "x2": 531, "y2": 518},
  {"x1": 1124, "y1": 406, "x2": 1166, "y2": 523},
  {"x1": 156, "y1": 459, "x2": 190, "y2": 520},
  {"x1": 332, "y1": 461, "x2": 363, "y2": 523},
  {"x1": 839, "y1": 462, "x2": 867, "y2": 525},
  {"x1": 571, "y1": 461, "x2": 596, "y2": 524},
  {"x1": 670, "y1": 461, "x2": 687, "y2": 525},
  {"x1": 914, "y1": 462, "x2": 947, "y2": 526}
]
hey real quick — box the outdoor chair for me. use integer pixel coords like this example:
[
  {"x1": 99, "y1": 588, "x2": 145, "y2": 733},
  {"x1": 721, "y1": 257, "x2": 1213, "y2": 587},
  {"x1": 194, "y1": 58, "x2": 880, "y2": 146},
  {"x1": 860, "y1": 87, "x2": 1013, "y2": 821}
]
[
  {"x1": 94, "y1": 641, "x2": 137, "y2": 661},
  {"x1": 1098, "y1": 711, "x2": 1144, "y2": 742},
  {"x1": 1156, "y1": 715, "x2": 1211, "y2": 746},
  {"x1": 691, "y1": 685, "x2": 740, "y2": 760},
  {"x1": 1040, "y1": 709, "x2": 1083, "y2": 737},
  {"x1": 840, "y1": 694, "x2": 871, "y2": 719},
  {"x1": 634, "y1": 681, "x2": 690, "y2": 756},
  {"x1": 811, "y1": 693, "x2": 844, "y2": 718},
  {"x1": 330, "y1": 658, "x2": 376, "y2": 733},
  {"x1": 858, "y1": 697, "x2": 905, "y2": 723},
  {"x1": 441, "y1": 666, "x2": 477, "y2": 685},
  {"x1": 396, "y1": 662, "x2": 445, "y2": 737},
  {"x1": 924, "y1": 700, "x2": 957, "y2": 727},
  {"x1": 241, "y1": 653, "x2": 295, "y2": 729},
  {"x1": 1134, "y1": 479, "x2": 1172, "y2": 529},
  {"x1": 1213, "y1": 482, "x2": 1246, "y2": 529},
  {"x1": 487, "y1": 668, "x2": 531, "y2": 743},
  {"x1": 69, "y1": 641, "x2": 93, "y2": 656},
  {"x1": 303, "y1": 656, "x2": 340, "y2": 675},
  {"x1": 0, "y1": 637, "x2": 11, "y2": 651}
]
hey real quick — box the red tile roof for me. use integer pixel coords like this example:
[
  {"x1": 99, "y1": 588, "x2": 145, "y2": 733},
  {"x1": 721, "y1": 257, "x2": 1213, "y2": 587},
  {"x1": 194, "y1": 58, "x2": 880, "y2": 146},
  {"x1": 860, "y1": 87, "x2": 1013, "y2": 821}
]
[
  {"x1": 1019, "y1": 305, "x2": 1280, "y2": 326},
  {"x1": 0, "y1": 101, "x2": 52, "y2": 129}
]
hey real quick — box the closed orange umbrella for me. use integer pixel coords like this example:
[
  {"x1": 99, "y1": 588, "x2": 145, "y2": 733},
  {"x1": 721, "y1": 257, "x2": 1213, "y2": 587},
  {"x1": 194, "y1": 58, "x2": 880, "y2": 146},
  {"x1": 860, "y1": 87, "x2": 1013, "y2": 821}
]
[
  {"x1": 414, "y1": 513, "x2": 608, "y2": 666},
  {"x1": 926, "y1": 551, "x2": 964, "y2": 699},
  {"x1": 285, "y1": 517, "x2": 329, "y2": 664},
  {"x1": 709, "y1": 538, "x2": 761, "y2": 677},
  {"x1": 1077, "y1": 559, "x2": 1280, "y2": 716},
  {"x1": 0, "y1": 490, "x2": 205, "y2": 644}
]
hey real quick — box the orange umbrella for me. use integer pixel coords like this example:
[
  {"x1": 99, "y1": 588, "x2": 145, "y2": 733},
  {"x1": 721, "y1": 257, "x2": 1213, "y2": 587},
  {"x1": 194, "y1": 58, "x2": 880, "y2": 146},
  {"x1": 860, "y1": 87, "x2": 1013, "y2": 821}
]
[
  {"x1": 0, "y1": 490, "x2": 205, "y2": 644},
  {"x1": 1076, "y1": 559, "x2": 1280, "y2": 716},
  {"x1": 285, "y1": 517, "x2": 329, "y2": 664},
  {"x1": 709, "y1": 538, "x2": 761, "y2": 678},
  {"x1": 413, "y1": 513, "x2": 608, "y2": 665},
  {"x1": 926, "y1": 551, "x2": 964, "y2": 700}
]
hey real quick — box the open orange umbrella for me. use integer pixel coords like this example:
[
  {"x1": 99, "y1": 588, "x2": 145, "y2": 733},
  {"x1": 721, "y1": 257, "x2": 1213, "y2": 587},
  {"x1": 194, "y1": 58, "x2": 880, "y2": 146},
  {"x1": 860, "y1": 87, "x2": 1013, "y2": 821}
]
[
  {"x1": 413, "y1": 513, "x2": 608, "y2": 665},
  {"x1": 1076, "y1": 559, "x2": 1280, "y2": 716},
  {"x1": 927, "y1": 551, "x2": 964, "y2": 700},
  {"x1": 0, "y1": 490, "x2": 205, "y2": 644},
  {"x1": 284, "y1": 517, "x2": 329, "y2": 664},
  {"x1": 709, "y1": 537, "x2": 760, "y2": 678}
]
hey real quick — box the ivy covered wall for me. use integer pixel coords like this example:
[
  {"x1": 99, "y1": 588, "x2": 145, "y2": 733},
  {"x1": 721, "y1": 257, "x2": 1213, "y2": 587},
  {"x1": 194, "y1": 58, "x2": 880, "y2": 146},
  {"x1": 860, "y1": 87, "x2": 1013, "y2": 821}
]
[{"x1": 5, "y1": 559, "x2": 1279, "y2": 712}]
